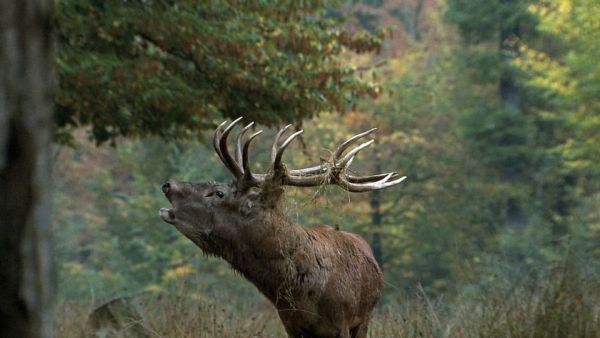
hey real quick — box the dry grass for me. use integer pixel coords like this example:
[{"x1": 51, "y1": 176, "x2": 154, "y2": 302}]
[
  {"x1": 139, "y1": 296, "x2": 284, "y2": 338},
  {"x1": 368, "y1": 263, "x2": 600, "y2": 338},
  {"x1": 54, "y1": 295, "x2": 285, "y2": 338},
  {"x1": 55, "y1": 263, "x2": 600, "y2": 338}
]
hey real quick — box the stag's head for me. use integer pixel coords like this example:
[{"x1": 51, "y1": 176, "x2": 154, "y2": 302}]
[{"x1": 159, "y1": 117, "x2": 406, "y2": 248}]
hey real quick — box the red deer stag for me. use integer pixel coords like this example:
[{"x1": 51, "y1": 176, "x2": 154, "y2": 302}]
[{"x1": 159, "y1": 117, "x2": 405, "y2": 338}]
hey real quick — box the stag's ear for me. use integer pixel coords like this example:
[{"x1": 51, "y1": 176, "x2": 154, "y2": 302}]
[{"x1": 240, "y1": 188, "x2": 262, "y2": 216}]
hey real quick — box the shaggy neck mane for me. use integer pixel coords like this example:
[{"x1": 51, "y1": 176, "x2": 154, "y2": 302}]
[{"x1": 200, "y1": 206, "x2": 307, "y2": 304}]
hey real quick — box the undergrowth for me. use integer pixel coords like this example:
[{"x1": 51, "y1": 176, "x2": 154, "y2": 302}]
[{"x1": 55, "y1": 260, "x2": 600, "y2": 338}]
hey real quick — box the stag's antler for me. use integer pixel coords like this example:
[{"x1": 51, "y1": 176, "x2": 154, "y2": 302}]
[{"x1": 213, "y1": 118, "x2": 406, "y2": 192}]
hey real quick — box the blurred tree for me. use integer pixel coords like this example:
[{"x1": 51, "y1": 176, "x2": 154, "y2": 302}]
[
  {"x1": 445, "y1": 0, "x2": 579, "y2": 244},
  {"x1": 515, "y1": 0, "x2": 600, "y2": 256},
  {"x1": 445, "y1": 0, "x2": 538, "y2": 229},
  {"x1": 353, "y1": 42, "x2": 502, "y2": 295},
  {"x1": 55, "y1": 0, "x2": 386, "y2": 145},
  {"x1": 0, "y1": 1, "x2": 54, "y2": 337}
]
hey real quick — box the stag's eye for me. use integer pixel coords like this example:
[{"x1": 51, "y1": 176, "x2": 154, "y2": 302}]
[{"x1": 206, "y1": 190, "x2": 224, "y2": 198}]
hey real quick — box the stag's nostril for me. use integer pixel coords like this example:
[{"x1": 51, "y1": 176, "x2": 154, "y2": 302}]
[{"x1": 162, "y1": 182, "x2": 170, "y2": 195}]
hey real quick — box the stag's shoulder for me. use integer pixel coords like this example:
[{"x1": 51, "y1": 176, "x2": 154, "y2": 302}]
[{"x1": 304, "y1": 225, "x2": 375, "y2": 257}]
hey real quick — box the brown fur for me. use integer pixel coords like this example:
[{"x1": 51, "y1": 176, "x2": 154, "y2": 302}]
[{"x1": 159, "y1": 180, "x2": 383, "y2": 338}]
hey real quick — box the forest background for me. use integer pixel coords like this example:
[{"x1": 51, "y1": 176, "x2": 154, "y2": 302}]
[{"x1": 51, "y1": 0, "x2": 599, "y2": 336}]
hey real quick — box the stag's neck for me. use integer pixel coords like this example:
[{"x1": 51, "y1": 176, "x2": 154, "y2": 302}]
[{"x1": 210, "y1": 210, "x2": 309, "y2": 303}]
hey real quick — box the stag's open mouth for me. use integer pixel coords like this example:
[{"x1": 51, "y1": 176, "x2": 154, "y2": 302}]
[
  {"x1": 159, "y1": 207, "x2": 175, "y2": 223},
  {"x1": 159, "y1": 181, "x2": 176, "y2": 223}
]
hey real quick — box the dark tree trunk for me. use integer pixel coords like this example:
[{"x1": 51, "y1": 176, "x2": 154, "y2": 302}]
[
  {"x1": 411, "y1": 0, "x2": 425, "y2": 42},
  {"x1": 499, "y1": 0, "x2": 526, "y2": 229},
  {"x1": 499, "y1": 30, "x2": 521, "y2": 113},
  {"x1": 393, "y1": 0, "x2": 425, "y2": 42},
  {"x1": 0, "y1": 1, "x2": 54, "y2": 337},
  {"x1": 370, "y1": 189, "x2": 383, "y2": 270},
  {"x1": 370, "y1": 160, "x2": 384, "y2": 270}
]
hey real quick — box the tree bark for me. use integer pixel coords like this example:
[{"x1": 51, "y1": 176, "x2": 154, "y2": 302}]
[{"x1": 0, "y1": 1, "x2": 54, "y2": 337}]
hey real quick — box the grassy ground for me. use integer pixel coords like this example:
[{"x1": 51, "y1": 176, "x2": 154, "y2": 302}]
[{"x1": 55, "y1": 263, "x2": 600, "y2": 338}]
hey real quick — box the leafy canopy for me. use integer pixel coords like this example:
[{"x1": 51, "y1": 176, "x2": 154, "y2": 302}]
[{"x1": 56, "y1": 0, "x2": 385, "y2": 144}]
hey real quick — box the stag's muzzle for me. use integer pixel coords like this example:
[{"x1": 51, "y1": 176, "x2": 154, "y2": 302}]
[
  {"x1": 158, "y1": 207, "x2": 175, "y2": 223},
  {"x1": 159, "y1": 180, "x2": 177, "y2": 223}
]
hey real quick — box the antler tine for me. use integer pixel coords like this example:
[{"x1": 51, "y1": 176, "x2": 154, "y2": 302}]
[
  {"x1": 213, "y1": 120, "x2": 228, "y2": 163},
  {"x1": 332, "y1": 137, "x2": 406, "y2": 191},
  {"x1": 285, "y1": 128, "x2": 377, "y2": 182},
  {"x1": 273, "y1": 130, "x2": 303, "y2": 171},
  {"x1": 340, "y1": 151, "x2": 401, "y2": 184},
  {"x1": 271, "y1": 124, "x2": 292, "y2": 164},
  {"x1": 336, "y1": 139, "x2": 375, "y2": 168},
  {"x1": 218, "y1": 117, "x2": 244, "y2": 178},
  {"x1": 347, "y1": 172, "x2": 400, "y2": 183},
  {"x1": 242, "y1": 130, "x2": 263, "y2": 181},
  {"x1": 269, "y1": 128, "x2": 334, "y2": 186},
  {"x1": 338, "y1": 170, "x2": 407, "y2": 192},
  {"x1": 287, "y1": 129, "x2": 376, "y2": 178},
  {"x1": 236, "y1": 122, "x2": 255, "y2": 167},
  {"x1": 332, "y1": 128, "x2": 377, "y2": 160}
]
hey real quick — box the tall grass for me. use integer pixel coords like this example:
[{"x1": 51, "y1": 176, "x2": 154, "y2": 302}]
[
  {"x1": 55, "y1": 294, "x2": 286, "y2": 337},
  {"x1": 55, "y1": 261, "x2": 600, "y2": 337},
  {"x1": 369, "y1": 263, "x2": 600, "y2": 338}
]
